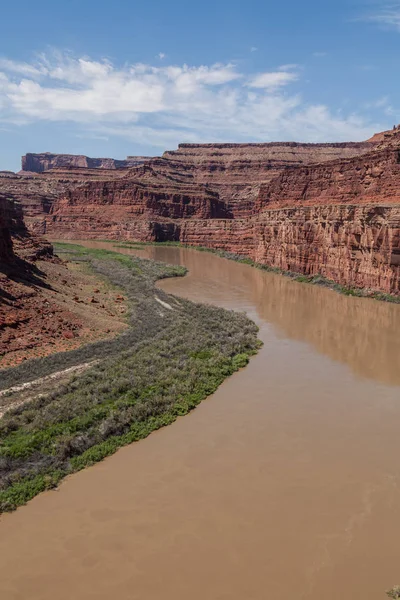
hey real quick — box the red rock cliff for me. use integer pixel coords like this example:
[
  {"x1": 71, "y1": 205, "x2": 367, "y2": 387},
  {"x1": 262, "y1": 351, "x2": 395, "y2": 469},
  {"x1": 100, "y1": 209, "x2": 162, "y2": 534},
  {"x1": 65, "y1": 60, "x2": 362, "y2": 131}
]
[
  {"x1": 0, "y1": 197, "x2": 15, "y2": 264},
  {"x1": 256, "y1": 147, "x2": 400, "y2": 210},
  {"x1": 2, "y1": 133, "x2": 400, "y2": 294},
  {"x1": 21, "y1": 153, "x2": 151, "y2": 173},
  {"x1": 0, "y1": 193, "x2": 53, "y2": 264}
]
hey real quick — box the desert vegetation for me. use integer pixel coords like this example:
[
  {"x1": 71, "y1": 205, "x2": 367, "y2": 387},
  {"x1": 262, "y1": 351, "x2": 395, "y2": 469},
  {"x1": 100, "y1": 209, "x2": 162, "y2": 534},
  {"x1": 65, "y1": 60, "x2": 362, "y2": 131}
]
[{"x1": 0, "y1": 244, "x2": 261, "y2": 512}]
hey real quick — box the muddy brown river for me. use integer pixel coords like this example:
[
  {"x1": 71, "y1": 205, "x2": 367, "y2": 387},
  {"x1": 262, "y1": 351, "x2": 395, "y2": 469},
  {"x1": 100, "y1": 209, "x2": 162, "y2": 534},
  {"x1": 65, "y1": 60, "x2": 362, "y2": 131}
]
[{"x1": 1, "y1": 243, "x2": 400, "y2": 600}]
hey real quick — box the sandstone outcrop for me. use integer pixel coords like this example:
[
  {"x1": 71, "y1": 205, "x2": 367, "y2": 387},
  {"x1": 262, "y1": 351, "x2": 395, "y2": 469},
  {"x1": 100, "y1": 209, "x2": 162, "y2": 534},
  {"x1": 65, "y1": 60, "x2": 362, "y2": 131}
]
[
  {"x1": 0, "y1": 198, "x2": 15, "y2": 264},
  {"x1": 45, "y1": 165, "x2": 230, "y2": 239},
  {"x1": 0, "y1": 193, "x2": 53, "y2": 264},
  {"x1": 159, "y1": 141, "x2": 375, "y2": 215},
  {"x1": 21, "y1": 152, "x2": 151, "y2": 173},
  {"x1": 0, "y1": 167, "x2": 131, "y2": 234},
  {"x1": 1, "y1": 132, "x2": 400, "y2": 295},
  {"x1": 256, "y1": 147, "x2": 400, "y2": 210}
]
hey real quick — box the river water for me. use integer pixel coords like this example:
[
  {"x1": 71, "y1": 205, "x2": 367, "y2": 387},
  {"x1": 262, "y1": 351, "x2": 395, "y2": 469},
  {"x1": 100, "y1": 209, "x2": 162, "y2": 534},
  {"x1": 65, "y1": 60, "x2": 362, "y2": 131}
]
[{"x1": 1, "y1": 242, "x2": 400, "y2": 600}]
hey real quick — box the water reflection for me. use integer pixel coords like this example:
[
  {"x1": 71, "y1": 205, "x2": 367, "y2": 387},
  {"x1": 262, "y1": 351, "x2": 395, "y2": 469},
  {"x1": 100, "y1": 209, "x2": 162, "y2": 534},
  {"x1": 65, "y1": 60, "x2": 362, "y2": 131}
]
[{"x1": 79, "y1": 242, "x2": 400, "y2": 386}]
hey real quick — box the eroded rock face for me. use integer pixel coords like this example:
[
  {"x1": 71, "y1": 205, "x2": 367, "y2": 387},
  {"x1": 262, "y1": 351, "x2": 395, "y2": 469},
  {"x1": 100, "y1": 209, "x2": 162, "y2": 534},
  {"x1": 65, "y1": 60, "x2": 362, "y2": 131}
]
[
  {"x1": 0, "y1": 168, "x2": 134, "y2": 235},
  {"x1": 160, "y1": 141, "x2": 375, "y2": 214},
  {"x1": 21, "y1": 153, "x2": 151, "y2": 173},
  {"x1": 154, "y1": 205, "x2": 399, "y2": 293},
  {"x1": 0, "y1": 197, "x2": 15, "y2": 263},
  {"x1": 252, "y1": 205, "x2": 400, "y2": 293},
  {"x1": 256, "y1": 148, "x2": 400, "y2": 210},
  {"x1": 0, "y1": 193, "x2": 53, "y2": 266},
  {"x1": 2, "y1": 133, "x2": 400, "y2": 294}
]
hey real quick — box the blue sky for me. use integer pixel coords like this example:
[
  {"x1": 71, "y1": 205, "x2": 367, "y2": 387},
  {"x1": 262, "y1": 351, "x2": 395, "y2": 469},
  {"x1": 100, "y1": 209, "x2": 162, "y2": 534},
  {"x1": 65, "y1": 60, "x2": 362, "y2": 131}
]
[{"x1": 0, "y1": 0, "x2": 399, "y2": 171}]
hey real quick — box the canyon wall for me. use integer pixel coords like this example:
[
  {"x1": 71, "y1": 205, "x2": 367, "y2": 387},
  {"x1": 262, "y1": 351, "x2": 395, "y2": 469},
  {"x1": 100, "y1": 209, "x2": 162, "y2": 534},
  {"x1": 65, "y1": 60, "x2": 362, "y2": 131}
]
[
  {"x1": 1, "y1": 133, "x2": 400, "y2": 294},
  {"x1": 159, "y1": 141, "x2": 375, "y2": 214},
  {"x1": 257, "y1": 147, "x2": 400, "y2": 210},
  {"x1": 0, "y1": 196, "x2": 16, "y2": 264},
  {"x1": 144, "y1": 205, "x2": 399, "y2": 294},
  {"x1": 0, "y1": 193, "x2": 53, "y2": 265},
  {"x1": 0, "y1": 167, "x2": 131, "y2": 234},
  {"x1": 39, "y1": 166, "x2": 230, "y2": 239},
  {"x1": 21, "y1": 153, "x2": 151, "y2": 173}
]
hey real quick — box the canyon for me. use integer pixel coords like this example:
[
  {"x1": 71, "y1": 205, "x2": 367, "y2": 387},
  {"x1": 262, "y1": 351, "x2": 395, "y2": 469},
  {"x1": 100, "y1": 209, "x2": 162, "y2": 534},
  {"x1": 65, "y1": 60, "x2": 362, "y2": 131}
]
[
  {"x1": 1, "y1": 126, "x2": 400, "y2": 294},
  {"x1": 1, "y1": 135, "x2": 400, "y2": 600}
]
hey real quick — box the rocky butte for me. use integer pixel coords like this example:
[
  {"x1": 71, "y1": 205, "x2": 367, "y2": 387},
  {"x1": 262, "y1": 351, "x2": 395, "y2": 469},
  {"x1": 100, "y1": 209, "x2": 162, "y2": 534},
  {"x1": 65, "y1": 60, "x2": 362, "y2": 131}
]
[
  {"x1": 21, "y1": 152, "x2": 151, "y2": 173},
  {"x1": 2, "y1": 129, "x2": 400, "y2": 295}
]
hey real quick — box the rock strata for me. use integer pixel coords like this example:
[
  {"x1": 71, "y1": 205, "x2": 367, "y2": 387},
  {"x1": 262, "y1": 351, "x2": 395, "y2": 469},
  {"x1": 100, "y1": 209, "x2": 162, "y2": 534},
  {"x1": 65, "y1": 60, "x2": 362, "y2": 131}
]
[
  {"x1": 1, "y1": 132, "x2": 400, "y2": 294},
  {"x1": 21, "y1": 153, "x2": 151, "y2": 173},
  {"x1": 256, "y1": 147, "x2": 400, "y2": 210}
]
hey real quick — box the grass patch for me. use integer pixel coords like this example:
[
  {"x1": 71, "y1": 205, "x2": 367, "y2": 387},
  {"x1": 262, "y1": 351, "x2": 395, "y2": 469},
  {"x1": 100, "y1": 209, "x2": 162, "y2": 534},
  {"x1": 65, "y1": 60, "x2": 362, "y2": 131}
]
[{"x1": 0, "y1": 244, "x2": 261, "y2": 512}]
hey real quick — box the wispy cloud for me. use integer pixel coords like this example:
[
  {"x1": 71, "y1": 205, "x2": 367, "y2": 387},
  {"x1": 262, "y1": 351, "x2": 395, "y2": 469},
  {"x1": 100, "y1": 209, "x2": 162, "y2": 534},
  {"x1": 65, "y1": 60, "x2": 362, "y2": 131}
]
[
  {"x1": 0, "y1": 51, "x2": 384, "y2": 147},
  {"x1": 364, "y1": 96, "x2": 398, "y2": 117},
  {"x1": 362, "y1": 3, "x2": 400, "y2": 31},
  {"x1": 247, "y1": 65, "x2": 299, "y2": 90},
  {"x1": 0, "y1": 58, "x2": 47, "y2": 78}
]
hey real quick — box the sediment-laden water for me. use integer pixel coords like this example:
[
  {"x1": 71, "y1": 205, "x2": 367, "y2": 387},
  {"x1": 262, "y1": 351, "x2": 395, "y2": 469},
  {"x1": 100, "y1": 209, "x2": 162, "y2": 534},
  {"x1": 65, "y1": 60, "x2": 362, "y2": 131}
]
[{"x1": 0, "y1": 242, "x2": 399, "y2": 600}]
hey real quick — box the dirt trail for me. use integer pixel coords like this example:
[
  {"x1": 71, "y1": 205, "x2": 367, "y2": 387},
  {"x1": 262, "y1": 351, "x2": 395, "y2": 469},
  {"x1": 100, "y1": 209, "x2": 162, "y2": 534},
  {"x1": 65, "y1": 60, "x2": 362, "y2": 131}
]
[{"x1": 0, "y1": 361, "x2": 97, "y2": 417}]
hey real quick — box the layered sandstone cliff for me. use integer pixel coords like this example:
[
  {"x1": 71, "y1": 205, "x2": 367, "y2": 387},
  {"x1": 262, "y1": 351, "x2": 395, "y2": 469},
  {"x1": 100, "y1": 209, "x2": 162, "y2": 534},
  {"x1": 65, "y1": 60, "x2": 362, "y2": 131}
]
[
  {"x1": 0, "y1": 194, "x2": 53, "y2": 264},
  {"x1": 0, "y1": 167, "x2": 131, "y2": 234},
  {"x1": 160, "y1": 141, "x2": 375, "y2": 214},
  {"x1": 2, "y1": 132, "x2": 400, "y2": 295},
  {"x1": 139, "y1": 205, "x2": 399, "y2": 294},
  {"x1": 21, "y1": 153, "x2": 151, "y2": 173},
  {"x1": 0, "y1": 197, "x2": 15, "y2": 264},
  {"x1": 256, "y1": 147, "x2": 400, "y2": 210},
  {"x1": 10, "y1": 140, "x2": 378, "y2": 228}
]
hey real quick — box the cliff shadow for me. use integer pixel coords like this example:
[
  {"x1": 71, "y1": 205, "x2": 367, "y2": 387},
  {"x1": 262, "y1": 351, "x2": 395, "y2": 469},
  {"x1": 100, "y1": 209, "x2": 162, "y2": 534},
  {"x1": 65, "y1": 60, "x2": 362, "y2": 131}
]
[{"x1": 0, "y1": 255, "x2": 53, "y2": 298}]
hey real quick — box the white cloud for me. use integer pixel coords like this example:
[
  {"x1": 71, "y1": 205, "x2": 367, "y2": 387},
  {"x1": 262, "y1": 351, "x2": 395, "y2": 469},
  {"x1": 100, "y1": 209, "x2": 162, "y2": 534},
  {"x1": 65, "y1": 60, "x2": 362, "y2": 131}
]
[
  {"x1": 247, "y1": 69, "x2": 299, "y2": 90},
  {"x1": 363, "y1": 4, "x2": 400, "y2": 31},
  {"x1": 364, "y1": 96, "x2": 398, "y2": 118},
  {"x1": 0, "y1": 51, "x2": 385, "y2": 147},
  {"x1": 0, "y1": 58, "x2": 46, "y2": 78},
  {"x1": 157, "y1": 52, "x2": 166, "y2": 60},
  {"x1": 278, "y1": 64, "x2": 299, "y2": 71}
]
